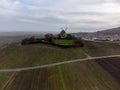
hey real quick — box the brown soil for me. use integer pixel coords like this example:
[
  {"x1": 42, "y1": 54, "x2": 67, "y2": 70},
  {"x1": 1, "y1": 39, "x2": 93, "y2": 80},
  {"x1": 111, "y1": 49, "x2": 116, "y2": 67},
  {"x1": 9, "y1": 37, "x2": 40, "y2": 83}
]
[{"x1": 95, "y1": 57, "x2": 120, "y2": 84}]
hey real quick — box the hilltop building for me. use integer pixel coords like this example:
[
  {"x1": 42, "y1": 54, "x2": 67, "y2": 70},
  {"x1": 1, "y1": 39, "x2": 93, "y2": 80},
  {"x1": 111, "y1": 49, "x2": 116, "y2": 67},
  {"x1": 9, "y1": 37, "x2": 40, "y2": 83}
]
[
  {"x1": 59, "y1": 30, "x2": 67, "y2": 38},
  {"x1": 58, "y1": 27, "x2": 68, "y2": 38}
]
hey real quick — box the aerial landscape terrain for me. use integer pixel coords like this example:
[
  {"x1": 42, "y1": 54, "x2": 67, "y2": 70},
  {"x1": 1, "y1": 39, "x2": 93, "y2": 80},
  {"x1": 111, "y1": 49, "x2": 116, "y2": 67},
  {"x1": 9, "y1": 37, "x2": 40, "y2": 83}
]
[
  {"x1": 0, "y1": 0, "x2": 120, "y2": 90},
  {"x1": 0, "y1": 28, "x2": 120, "y2": 90}
]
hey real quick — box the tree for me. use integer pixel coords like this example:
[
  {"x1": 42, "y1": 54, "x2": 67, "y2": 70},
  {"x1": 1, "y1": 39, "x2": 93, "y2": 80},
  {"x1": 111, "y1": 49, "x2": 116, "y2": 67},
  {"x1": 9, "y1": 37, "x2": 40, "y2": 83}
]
[
  {"x1": 66, "y1": 34, "x2": 74, "y2": 39},
  {"x1": 21, "y1": 36, "x2": 36, "y2": 45},
  {"x1": 45, "y1": 33, "x2": 54, "y2": 42},
  {"x1": 29, "y1": 36, "x2": 35, "y2": 41},
  {"x1": 74, "y1": 38, "x2": 84, "y2": 47},
  {"x1": 57, "y1": 34, "x2": 61, "y2": 39}
]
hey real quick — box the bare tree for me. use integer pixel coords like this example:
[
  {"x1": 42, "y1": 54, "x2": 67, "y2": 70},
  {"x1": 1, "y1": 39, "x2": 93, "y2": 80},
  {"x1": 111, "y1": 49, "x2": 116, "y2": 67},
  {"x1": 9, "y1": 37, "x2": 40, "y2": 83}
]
[{"x1": 45, "y1": 33, "x2": 54, "y2": 42}]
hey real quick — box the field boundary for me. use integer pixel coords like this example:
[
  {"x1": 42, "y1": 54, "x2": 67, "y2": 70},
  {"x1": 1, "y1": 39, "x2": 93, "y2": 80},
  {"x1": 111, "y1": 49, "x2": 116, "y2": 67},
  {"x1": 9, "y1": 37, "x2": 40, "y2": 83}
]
[
  {"x1": 0, "y1": 55, "x2": 120, "y2": 72},
  {"x1": 1, "y1": 72, "x2": 16, "y2": 90}
]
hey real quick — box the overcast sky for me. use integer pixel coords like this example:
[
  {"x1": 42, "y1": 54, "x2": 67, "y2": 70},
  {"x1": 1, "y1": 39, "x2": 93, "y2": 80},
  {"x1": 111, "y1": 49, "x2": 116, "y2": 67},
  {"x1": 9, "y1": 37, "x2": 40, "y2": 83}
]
[{"x1": 0, "y1": 0, "x2": 120, "y2": 33}]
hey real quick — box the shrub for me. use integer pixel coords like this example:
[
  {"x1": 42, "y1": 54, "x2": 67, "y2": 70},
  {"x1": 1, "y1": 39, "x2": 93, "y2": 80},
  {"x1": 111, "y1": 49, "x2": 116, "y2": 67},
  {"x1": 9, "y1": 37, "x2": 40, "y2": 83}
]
[
  {"x1": 45, "y1": 33, "x2": 54, "y2": 43},
  {"x1": 66, "y1": 34, "x2": 74, "y2": 39},
  {"x1": 29, "y1": 36, "x2": 35, "y2": 41},
  {"x1": 21, "y1": 36, "x2": 36, "y2": 45},
  {"x1": 74, "y1": 38, "x2": 84, "y2": 47},
  {"x1": 57, "y1": 34, "x2": 61, "y2": 39}
]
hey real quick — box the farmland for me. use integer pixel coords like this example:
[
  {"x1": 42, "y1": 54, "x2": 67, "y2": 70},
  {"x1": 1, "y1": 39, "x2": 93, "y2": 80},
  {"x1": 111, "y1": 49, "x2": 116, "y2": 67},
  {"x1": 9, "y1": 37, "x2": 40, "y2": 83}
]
[
  {"x1": 0, "y1": 40, "x2": 120, "y2": 90},
  {"x1": 3, "y1": 60, "x2": 120, "y2": 90},
  {"x1": 84, "y1": 40, "x2": 120, "y2": 56},
  {"x1": 0, "y1": 72, "x2": 14, "y2": 89},
  {"x1": 95, "y1": 57, "x2": 120, "y2": 84},
  {"x1": 1, "y1": 40, "x2": 120, "y2": 69},
  {"x1": 0, "y1": 43, "x2": 86, "y2": 69}
]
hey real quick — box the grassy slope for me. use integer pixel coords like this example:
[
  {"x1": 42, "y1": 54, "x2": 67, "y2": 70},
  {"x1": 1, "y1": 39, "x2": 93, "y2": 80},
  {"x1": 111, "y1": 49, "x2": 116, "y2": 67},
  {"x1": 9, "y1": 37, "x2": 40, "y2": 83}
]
[
  {"x1": 84, "y1": 41, "x2": 120, "y2": 56},
  {"x1": 6, "y1": 61, "x2": 120, "y2": 90},
  {"x1": 0, "y1": 43, "x2": 85, "y2": 90},
  {"x1": 0, "y1": 43, "x2": 86, "y2": 69},
  {"x1": 0, "y1": 42, "x2": 120, "y2": 90},
  {"x1": 1, "y1": 41, "x2": 120, "y2": 69},
  {"x1": 54, "y1": 39, "x2": 74, "y2": 45},
  {"x1": 0, "y1": 73, "x2": 14, "y2": 89}
]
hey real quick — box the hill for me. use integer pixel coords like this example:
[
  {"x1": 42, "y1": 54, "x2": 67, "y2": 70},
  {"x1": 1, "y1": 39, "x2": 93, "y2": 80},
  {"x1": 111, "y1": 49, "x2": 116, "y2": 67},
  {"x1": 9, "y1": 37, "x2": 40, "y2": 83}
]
[
  {"x1": 0, "y1": 43, "x2": 86, "y2": 69},
  {"x1": 72, "y1": 27, "x2": 120, "y2": 41},
  {"x1": 0, "y1": 42, "x2": 120, "y2": 90},
  {"x1": 96, "y1": 27, "x2": 120, "y2": 35}
]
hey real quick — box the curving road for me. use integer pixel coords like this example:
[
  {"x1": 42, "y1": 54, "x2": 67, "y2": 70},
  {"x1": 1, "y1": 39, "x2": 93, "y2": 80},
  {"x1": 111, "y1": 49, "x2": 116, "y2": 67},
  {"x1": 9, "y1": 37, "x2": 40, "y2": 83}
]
[{"x1": 0, "y1": 55, "x2": 120, "y2": 72}]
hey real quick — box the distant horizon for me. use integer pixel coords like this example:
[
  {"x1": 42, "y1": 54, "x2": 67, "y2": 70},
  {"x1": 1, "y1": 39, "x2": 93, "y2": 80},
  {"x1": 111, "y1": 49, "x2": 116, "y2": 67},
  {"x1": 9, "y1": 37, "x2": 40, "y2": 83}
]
[{"x1": 0, "y1": 26, "x2": 119, "y2": 34}]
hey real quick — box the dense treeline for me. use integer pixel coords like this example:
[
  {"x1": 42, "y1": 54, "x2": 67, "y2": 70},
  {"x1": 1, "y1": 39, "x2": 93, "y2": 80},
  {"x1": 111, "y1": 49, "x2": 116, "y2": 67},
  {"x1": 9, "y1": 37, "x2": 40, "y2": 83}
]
[{"x1": 21, "y1": 34, "x2": 84, "y2": 48}]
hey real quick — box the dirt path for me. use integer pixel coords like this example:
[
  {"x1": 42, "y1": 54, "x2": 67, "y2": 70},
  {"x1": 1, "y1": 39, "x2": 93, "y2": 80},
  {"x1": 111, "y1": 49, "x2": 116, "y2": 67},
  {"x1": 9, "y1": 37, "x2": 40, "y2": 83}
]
[
  {"x1": 0, "y1": 55, "x2": 120, "y2": 72},
  {"x1": 84, "y1": 52, "x2": 91, "y2": 58},
  {"x1": 1, "y1": 72, "x2": 16, "y2": 90}
]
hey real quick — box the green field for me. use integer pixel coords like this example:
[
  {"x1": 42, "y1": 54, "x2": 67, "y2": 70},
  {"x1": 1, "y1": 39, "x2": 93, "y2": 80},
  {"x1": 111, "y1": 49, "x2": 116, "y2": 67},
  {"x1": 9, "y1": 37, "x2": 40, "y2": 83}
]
[
  {"x1": 0, "y1": 43, "x2": 86, "y2": 69},
  {"x1": 0, "y1": 73, "x2": 14, "y2": 89},
  {"x1": 54, "y1": 39, "x2": 74, "y2": 45},
  {"x1": 1, "y1": 41, "x2": 120, "y2": 69},
  {"x1": 0, "y1": 41, "x2": 120, "y2": 90},
  {"x1": 4, "y1": 61, "x2": 120, "y2": 90},
  {"x1": 84, "y1": 40, "x2": 120, "y2": 56}
]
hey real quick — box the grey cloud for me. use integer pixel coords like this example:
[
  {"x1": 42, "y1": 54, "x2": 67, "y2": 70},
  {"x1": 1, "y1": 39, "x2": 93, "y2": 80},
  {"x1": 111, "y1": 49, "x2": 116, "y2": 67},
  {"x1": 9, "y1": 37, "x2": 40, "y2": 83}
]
[
  {"x1": 0, "y1": 0, "x2": 120, "y2": 32},
  {"x1": 64, "y1": 12, "x2": 105, "y2": 16},
  {"x1": 18, "y1": 16, "x2": 69, "y2": 24},
  {"x1": 104, "y1": 0, "x2": 120, "y2": 3},
  {"x1": 77, "y1": 20, "x2": 105, "y2": 24},
  {"x1": 70, "y1": 27, "x2": 103, "y2": 32}
]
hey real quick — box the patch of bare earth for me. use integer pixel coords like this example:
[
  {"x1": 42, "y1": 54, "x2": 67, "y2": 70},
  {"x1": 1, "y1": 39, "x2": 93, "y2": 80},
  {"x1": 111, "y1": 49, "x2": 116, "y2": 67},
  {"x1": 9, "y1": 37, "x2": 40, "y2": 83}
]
[{"x1": 95, "y1": 57, "x2": 120, "y2": 84}]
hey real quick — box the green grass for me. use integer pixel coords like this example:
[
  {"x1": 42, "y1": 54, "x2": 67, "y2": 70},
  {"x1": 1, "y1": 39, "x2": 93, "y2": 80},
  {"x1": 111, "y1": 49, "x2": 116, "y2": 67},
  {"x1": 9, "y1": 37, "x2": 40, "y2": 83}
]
[
  {"x1": 5, "y1": 61, "x2": 120, "y2": 90},
  {"x1": 84, "y1": 40, "x2": 120, "y2": 56},
  {"x1": 0, "y1": 42, "x2": 120, "y2": 90},
  {"x1": 1, "y1": 40, "x2": 120, "y2": 69},
  {"x1": 54, "y1": 39, "x2": 74, "y2": 45},
  {"x1": 0, "y1": 72, "x2": 14, "y2": 89},
  {"x1": 0, "y1": 43, "x2": 86, "y2": 69}
]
